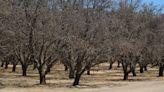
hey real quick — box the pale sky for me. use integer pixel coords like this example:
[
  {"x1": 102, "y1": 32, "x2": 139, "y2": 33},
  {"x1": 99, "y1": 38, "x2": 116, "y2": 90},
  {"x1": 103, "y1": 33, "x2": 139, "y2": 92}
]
[{"x1": 143, "y1": 0, "x2": 164, "y2": 13}]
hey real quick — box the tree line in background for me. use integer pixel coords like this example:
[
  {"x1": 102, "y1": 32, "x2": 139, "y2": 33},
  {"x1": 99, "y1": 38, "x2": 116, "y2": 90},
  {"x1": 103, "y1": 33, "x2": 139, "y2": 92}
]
[{"x1": 0, "y1": 0, "x2": 164, "y2": 86}]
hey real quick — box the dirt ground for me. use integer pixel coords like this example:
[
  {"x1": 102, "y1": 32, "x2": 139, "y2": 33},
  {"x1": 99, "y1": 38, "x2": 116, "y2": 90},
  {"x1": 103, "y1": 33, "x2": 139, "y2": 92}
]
[
  {"x1": 0, "y1": 63, "x2": 164, "y2": 92},
  {"x1": 1, "y1": 80, "x2": 164, "y2": 92}
]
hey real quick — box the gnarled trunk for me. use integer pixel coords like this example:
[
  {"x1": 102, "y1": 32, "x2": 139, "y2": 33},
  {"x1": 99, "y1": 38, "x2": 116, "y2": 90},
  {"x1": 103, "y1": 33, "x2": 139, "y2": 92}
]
[
  {"x1": 123, "y1": 72, "x2": 129, "y2": 80},
  {"x1": 73, "y1": 74, "x2": 82, "y2": 86},
  {"x1": 33, "y1": 62, "x2": 37, "y2": 70},
  {"x1": 87, "y1": 70, "x2": 90, "y2": 75},
  {"x1": 132, "y1": 67, "x2": 137, "y2": 76},
  {"x1": 64, "y1": 65, "x2": 68, "y2": 71},
  {"x1": 1, "y1": 62, "x2": 4, "y2": 67},
  {"x1": 117, "y1": 62, "x2": 121, "y2": 68},
  {"x1": 69, "y1": 67, "x2": 75, "y2": 79},
  {"x1": 109, "y1": 63, "x2": 113, "y2": 70},
  {"x1": 144, "y1": 66, "x2": 148, "y2": 71},
  {"x1": 39, "y1": 72, "x2": 46, "y2": 85},
  {"x1": 22, "y1": 65, "x2": 28, "y2": 76},
  {"x1": 122, "y1": 63, "x2": 131, "y2": 80},
  {"x1": 12, "y1": 64, "x2": 17, "y2": 72},
  {"x1": 38, "y1": 65, "x2": 48, "y2": 85},
  {"x1": 5, "y1": 62, "x2": 9, "y2": 69},
  {"x1": 140, "y1": 66, "x2": 144, "y2": 73},
  {"x1": 159, "y1": 64, "x2": 163, "y2": 77}
]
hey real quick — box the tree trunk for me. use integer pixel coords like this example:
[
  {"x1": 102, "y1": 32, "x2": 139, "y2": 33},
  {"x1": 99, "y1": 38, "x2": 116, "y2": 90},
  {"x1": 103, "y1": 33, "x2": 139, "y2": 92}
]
[
  {"x1": 39, "y1": 73, "x2": 46, "y2": 85},
  {"x1": 47, "y1": 68, "x2": 51, "y2": 73},
  {"x1": 144, "y1": 66, "x2": 148, "y2": 71},
  {"x1": 87, "y1": 70, "x2": 90, "y2": 75},
  {"x1": 132, "y1": 68, "x2": 137, "y2": 76},
  {"x1": 117, "y1": 62, "x2": 120, "y2": 68},
  {"x1": 69, "y1": 67, "x2": 75, "y2": 79},
  {"x1": 12, "y1": 64, "x2": 17, "y2": 72},
  {"x1": 159, "y1": 65, "x2": 164, "y2": 77},
  {"x1": 33, "y1": 63, "x2": 37, "y2": 70},
  {"x1": 109, "y1": 63, "x2": 113, "y2": 70},
  {"x1": 64, "y1": 65, "x2": 68, "y2": 71},
  {"x1": 140, "y1": 66, "x2": 144, "y2": 73},
  {"x1": 123, "y1": 72, "x2": 129, "y2": 80},
  {"x1": 122, "y1": 64, "x2": 129, "y2": 80},
  {"x1": 22, "y1": 66, "x2": 27, "y2": 76},
  {"x1": 5, "y1": 62, "x2": 9, "y2": 69},
  {"x1": 1, "y1": 62, "x2": 4, "y2": 67},
  {"x1": 73, "y1": 74, "x2": 81, "y2": 86}
]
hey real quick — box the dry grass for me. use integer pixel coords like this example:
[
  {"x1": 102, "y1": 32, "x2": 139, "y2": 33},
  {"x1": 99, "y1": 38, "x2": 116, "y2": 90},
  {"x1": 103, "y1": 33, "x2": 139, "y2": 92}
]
[{"x1": 0, "y1": 63, "x2": 164, "y2": 89}]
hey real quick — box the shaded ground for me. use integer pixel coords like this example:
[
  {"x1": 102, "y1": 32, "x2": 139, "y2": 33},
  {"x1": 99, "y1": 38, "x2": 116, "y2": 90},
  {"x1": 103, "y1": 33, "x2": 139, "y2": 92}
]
[{"x1": 0, "y1": 63, "x2": 164, "y2": 92}]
